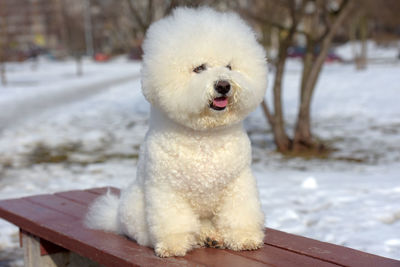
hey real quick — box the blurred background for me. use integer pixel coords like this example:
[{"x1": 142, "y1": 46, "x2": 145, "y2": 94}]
[{"x1": 1, "y1": 0, "x2": 400, "y2": 266}]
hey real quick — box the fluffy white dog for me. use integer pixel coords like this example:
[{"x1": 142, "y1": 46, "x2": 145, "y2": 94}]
[{"x1": 86, "y1": 7, "x2": 268, "y2": 257}]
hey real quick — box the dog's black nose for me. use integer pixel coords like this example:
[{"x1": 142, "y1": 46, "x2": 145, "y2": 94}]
[{"x1": 215, "y1": 80, "x2": 231, "y2": 95}]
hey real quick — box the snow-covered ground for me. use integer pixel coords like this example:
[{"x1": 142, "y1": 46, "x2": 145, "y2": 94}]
[
  {"x1": 0, "y1": 57, "x2": 140, "y2": 128},
  {"x1": 336, "y1": 40, "x2": 399, "y2": 61},
  {"x1": 0, "y1": 51, "x2": 399, "y2": 265}
]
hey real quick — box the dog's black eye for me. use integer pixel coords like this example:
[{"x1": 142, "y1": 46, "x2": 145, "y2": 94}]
[
  {"x1": 193, "y1": 64, "x2": 206, "y2": 73},
  {"x1": 226, "y1": 64, "x2": 232, "y2": 70}
]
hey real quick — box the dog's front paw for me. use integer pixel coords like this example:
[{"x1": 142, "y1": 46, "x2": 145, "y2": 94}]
[
  {"x1": 223, "y1": 229, "x2": 264, "y2": 251},
  {"x1": 154, "y1": 233, "x2": 195, "y2": 257},
  {"x1": 204, "y1": 237, "x2": 225, "y2": 249}
]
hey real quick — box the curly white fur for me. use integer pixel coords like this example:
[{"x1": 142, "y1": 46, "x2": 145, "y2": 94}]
[{"x1": 85, "y1": 7, "x2": 268, "y2": 257}]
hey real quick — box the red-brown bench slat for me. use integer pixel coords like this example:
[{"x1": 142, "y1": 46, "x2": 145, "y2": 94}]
[
  {"x1": 59, "y1": 187, "x2": 337, "y2": 266},
  {"x1": 1, "y1": 187, "x2": 399, "y2": 267},
  {"x1": 0, "y1": 190, "x2": 283, "y2": 266},
  {"x1": 50, "y1": 187, "x2": 345, "y2": 266},
  {"x1": 23, "y1": 189, "x2": 324, "y2": 266},
  {"x1": 81, "y1": 187, "x2": 400, "y2": 267},
  {"x1": 263, "y1": 228, "x2": 400, "y2": 267},
  {"x1": 0, "y1": 197, "x2": 200, "y2": 267},
  {"x1": 55, "y1": 189, "x2": 102, "y2": 205},
  {"x1": 29, "y1": 188, "x2": 349, "y2": 266},
  {"x1": 86, "y1": 187, "x2": 121, "y2": 196},
  {"x1": 225, "y1": 243, "x2": 339, "y2": 267},
  {"x1": 9, "y1": 189, "x2": 338, "y2": 267},
  {"x1": 2, "y1": 194, "x2": 285, "y2": 267}
]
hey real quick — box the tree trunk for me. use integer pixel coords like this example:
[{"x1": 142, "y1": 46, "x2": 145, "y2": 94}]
[
  {"x1": 0, "y1": 62, "x2": 6, "y2": 86},
  {"x1": 262, "y1": 24, "x2": 273, "y2": 60},
  {"x1": 0, "y1": 2, "x2": 7, "y2": 87},
  {"x1": 76, "y1": 55, "x2": 83, "y2": 76},
  {"x1": 300, "y1": 37, "x2": 315, "y2": 100},
  {"x1": 293, "y1": 0, "x2": 355, "y2": 152},
  {"x1": 294, "y1": 38, "x2": 315, "y2": 151},
  {"x1": 272, "y1": 33, "x2": 292, "y2": 152},
  {"x1": 357, "y1": 15, "x2": 368, "y2": 70},
  {"x1": 262, "y1": 27, "x2": 298, "y2": 153},
  {"x1": 349, "y1": 16, "x2": 358, "y2": 62}
]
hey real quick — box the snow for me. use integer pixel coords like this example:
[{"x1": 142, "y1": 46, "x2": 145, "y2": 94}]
[
  {"x1": 301, "y1": 176, "x2": 318, "y2": 189},
  {"x1": 0, "y1": 57, "x2": 140, "y2": 128},
  {"x1": 335, "y1": 40, "x2": 399, "y2": 61},
  {"x1": 257, "y1": 166, "x2": 400, "y2": 256},
  {"x1": 1, "y1": 50, "x2": 400, "y2": 264}
]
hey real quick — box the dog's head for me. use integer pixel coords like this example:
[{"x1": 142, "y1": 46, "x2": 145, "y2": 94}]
[{"x1": 141, "y1": 7, "x2": 268, "y2": 130}]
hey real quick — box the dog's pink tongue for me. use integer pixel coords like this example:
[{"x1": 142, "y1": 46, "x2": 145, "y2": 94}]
[{"x1": 213, "y1": 97, "x2": 228, "y2": 108}]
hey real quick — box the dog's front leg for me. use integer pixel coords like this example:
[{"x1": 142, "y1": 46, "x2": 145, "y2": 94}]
[
  {"x1": 214, "y1": 168, "x2": 265, "y2": 251},
  {"x1": 145, "y1": 183, "x2": 200, "y2": 257}
]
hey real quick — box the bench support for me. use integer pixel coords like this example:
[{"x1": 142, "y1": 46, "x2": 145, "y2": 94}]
[{"x1": 21, "y1": 231, "x2": 101, "y2": 267}]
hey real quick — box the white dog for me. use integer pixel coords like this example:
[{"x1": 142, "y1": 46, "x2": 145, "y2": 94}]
[{"x1": 86, "y1": 7, "x2": 268, "y2": 257}]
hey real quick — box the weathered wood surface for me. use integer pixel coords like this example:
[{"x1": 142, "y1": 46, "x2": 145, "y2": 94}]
[{"x1": 0, "y1": 187, "x2": 399, "y2": 267}]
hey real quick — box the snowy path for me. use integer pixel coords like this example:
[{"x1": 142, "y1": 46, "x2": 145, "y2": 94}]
[
  {"x1": 0, "y1": 72, "x2": 139, "y2": 129},
  {"x1": 0, "y1": 58, "x2": 141, "y2": 130}
]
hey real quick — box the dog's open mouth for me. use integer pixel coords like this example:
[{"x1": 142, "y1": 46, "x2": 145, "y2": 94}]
[{"x1": 210, "y1": 96, "x2": 228, "y2": 111}]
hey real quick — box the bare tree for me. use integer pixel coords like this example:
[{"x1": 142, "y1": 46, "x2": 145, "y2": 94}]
[
  {"x1": 60, "y1": 0, "x2": 86, "y2": 76},
  {"x1": 88, "y1": 0, "x2": 180, "y2": 55},
  {"x1": 0, "y1": 1, "x2": 7, "y2": 86},
  {"x1": 293, "y1": 0, "x2": 355, "y2": 152},
  {"x1": 349, "y1": 10, "x2": 368, "y2": 70},
  {"x1": 0, "y1": 34, "x2": 6, "y2": 87},
  {"x1": 90, "y1": 0, "x2": 231, "y2": 56},
  {"x1": 245, "y1": 1, "x2": 307, "y2": 152},
  {"x1": 244, "y1": 0, "x2": 356, "y2": 155},
  {"x1": 124, "y1": 0, "x2": 205, "y2": 40}
]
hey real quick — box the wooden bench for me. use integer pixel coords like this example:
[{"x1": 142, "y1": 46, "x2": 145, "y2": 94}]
[{"x1": 0, "y1": 187, "x2": 399, "y2": 267}]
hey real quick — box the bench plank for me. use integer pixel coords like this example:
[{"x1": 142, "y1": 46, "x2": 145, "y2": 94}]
[
  {"x1": 86, "y1": 187, "x2": 120, "y2": 196},
  {"x1": 13, "y1": 189, "x2": 340, "y2": 267},
  {"x1": 55, "y1": 189, "x2": 101, "y2": 205},
  {"x1": 26, "y1": 194, "x2": 87, "y2": 219},
  {"x1": 30, "y1": 188, "x2": 340, "y2": 267},
  {"x1": 225, "y1": 245, "x2": 339, "y2": 267},
  {"x1": 51, "y1": 187, "x2": 343, "y2": 266},
  {"x1": 1, "y1": 187, "x2": 399, "y2": 267},
  {"x1": 264, "y1": 228, "x2": 400, "y2": 267},
  {"x1": 7, "y1": 193, "x2": 288, "y2": 267},
  {"x1": 74, "y1": 187, "x2": 400, "y2": 267},
  {"x1": 0, "y1": 197, "x2": 201, "y2": 267}
]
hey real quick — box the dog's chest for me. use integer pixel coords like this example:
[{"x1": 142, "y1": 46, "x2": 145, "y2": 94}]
[{"x1": 148, "y1": 130, "x2": 251, "y2": 193}]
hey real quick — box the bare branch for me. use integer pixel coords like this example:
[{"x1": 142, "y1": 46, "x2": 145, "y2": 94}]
[
  {"x1": 240, "y1": 8, "x2": 288, "y2": 31},
  {"x1": 300, "y1": 0, "x2": 356, "y2": 115},
  {"x1": 315, "y1": 0, "x2": 352, "y2": 43},
  {"x1": 126, "y1": 0, "x2": 147, "y2": 33},
  {"x1": 288, "y1": 0, "x2": 297, "y2": 22},
  {"x1": 261, "y1": 100, "x2": 275, "y2": 127},
  {"x1": 288, "y1": 0, "x2": 308, "y2": 37},
  {"x1": 165, "y1": 0, "x2": 178, "y2": 15},
  {"x1": 320, "y1": 1, "x2": 331, "y2": 31},
  {"x1": 241, "y1": 7, "x2": 309, "y2": 37},
  {"x1": 146, "y1": 0, "x2": 154, "y2": 27}
]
